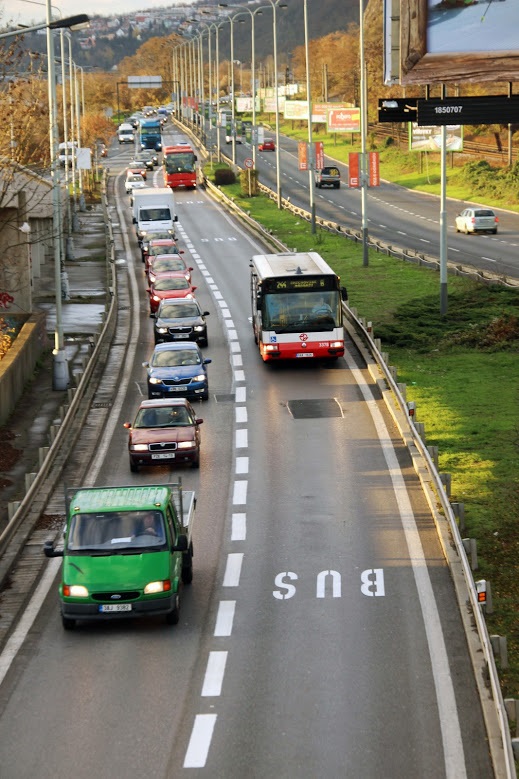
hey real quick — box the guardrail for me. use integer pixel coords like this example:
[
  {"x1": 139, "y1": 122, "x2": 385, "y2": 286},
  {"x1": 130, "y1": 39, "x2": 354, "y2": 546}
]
[{"x1": 0, "y1": 173, "x2": 117, "y2": 582}]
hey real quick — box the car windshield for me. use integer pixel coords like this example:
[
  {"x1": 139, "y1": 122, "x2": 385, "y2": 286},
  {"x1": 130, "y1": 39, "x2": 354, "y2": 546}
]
[
  {"x1": 66, "y1": 510, "x2": 167, "y2": 553},
  {"x1": 153, "y1": 277, "x2": 189, "y2": 291},
  {"x1": 159, "y1": 303, "x2": 199, "y2": 318},
  {"x1": 474, "y1": 210, "x2": 494, "y2": 217},
  {"x1": 128, "y1": 176, "x2": 143, "y2": 183},
  {"x1": 151, "y1": 349, "x2": 201, "y2": 367},
  {"x1": 134, "y1": 406, "x2": 193, "y2": 428},
  {"x1": 151, "y1": 259, "x2": 186, "y2": 273}
]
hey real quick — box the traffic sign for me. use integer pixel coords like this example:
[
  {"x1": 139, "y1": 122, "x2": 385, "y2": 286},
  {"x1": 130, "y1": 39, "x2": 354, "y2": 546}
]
[
  {"x1": 417, "y1": 96, "x2": 519, "y2": 126},
  {"x1": 244, "y1": 157, "x2": 254, "y2": 169}
]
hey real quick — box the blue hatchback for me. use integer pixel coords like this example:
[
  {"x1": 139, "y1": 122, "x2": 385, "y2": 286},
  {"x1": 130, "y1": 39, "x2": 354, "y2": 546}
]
[{"x1": 144, "y1": 342, "x2": 211, "y2": 401}]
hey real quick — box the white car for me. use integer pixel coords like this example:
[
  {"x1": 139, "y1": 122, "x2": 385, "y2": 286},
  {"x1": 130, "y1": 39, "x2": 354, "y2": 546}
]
[
  {"x1": 125, "y1": 174, "x2": 147, "y2": 195},
  {"x1": 455, "y1": 208, "x2": 498, "y2": 235}
]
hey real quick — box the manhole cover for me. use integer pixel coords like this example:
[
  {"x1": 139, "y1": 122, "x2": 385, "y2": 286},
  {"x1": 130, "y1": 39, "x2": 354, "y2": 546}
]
[
  {"x1": 214, "y1": 393, "x2": 236, "y2": 403},
  {"x1": 287, "y1": 398, "x2": 343, "y2": 419}
]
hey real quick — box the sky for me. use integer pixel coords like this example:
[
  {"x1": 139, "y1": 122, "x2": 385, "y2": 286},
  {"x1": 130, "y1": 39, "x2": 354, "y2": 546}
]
[{"x1": 3, "y1": 1, "x2": 188, "y2": 27}]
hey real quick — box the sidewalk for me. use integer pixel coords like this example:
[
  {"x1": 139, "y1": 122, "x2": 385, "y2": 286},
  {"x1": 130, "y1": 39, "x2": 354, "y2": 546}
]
[{"x1": 0, "y1": 205, "x2": 109, "y2": 533}]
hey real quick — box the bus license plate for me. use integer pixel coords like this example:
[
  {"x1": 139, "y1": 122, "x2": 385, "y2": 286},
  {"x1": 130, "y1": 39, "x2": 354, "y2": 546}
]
[
  {"x1": 99, "y1": 604, "x2": 132, "y2": 613},
  {"x1": 152, "y1": 453, "x2": 175, "y2": 460},
  {"x1": 296, "y1": 353, "x2": 314, "y2": 358}
]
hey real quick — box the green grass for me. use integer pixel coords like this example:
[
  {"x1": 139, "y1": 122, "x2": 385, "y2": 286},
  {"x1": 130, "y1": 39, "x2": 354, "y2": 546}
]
[{"x1": 206, "y1": 163, "x2": 519, "y2": 700}]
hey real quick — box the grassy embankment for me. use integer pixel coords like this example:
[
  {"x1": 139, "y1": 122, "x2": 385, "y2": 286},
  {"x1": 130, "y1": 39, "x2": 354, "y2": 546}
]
[{"x1": 204, "y1": 143, "x2": 519, "y2": 703}]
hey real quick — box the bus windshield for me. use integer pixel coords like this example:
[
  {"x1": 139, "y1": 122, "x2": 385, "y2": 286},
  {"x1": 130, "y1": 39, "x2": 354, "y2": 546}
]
[
  {"x1": 263, "y1": 290, "x2": 341, "y2": 332},
  {"x1": 165, "y1": 152, "x2": 196, "y2": 174}
]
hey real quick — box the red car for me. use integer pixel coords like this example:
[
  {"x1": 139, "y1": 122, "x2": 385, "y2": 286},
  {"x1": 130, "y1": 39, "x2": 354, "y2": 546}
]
[
  {"x1": 259, "y1": 138, "x2": 275, "y2": 152},
  {"x1": 124, "y1": 398, "x2": 203, "y2": 471},
  {"x1": 148, "y1": 255, "x2": 194, "y2": 284},
  {"x1": 127, "y1": 164, "x2": 147, "y2": 180},
  {"x1": 144, "y1": 239, "x2": 184, "y2": 271},
  {"x1": 147, "y1": 272, "x2": 197, "y2": 314}
]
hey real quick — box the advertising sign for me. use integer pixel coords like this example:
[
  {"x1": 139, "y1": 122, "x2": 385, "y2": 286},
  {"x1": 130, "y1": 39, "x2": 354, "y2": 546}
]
[
  {"x1": 284, "y1": 100, "x2": 309, "y2": 120},
  {"x1": 327, "y1": 107, "x2": 360, "y2": 133},
  {"x1": 298, "y1": 142, "x2": 308, "y2": 171},
  {"x1": 315, "y1": 142, "x2": 324, "y2": 170},
  {"x1": 400, "y1": 0, "x2": 519, "y2": 84},
  {"x1": 369, "y1": 152, "x2": 380, "y2": 186},
  {"x1": 348, "y1": 153, "x2": 360, "y2": 187},
  {"x1": 409, "y1": 123, "x2": 463, "y2": 151},
  {"x1": 312, "y1": 103, "x2": 351, "y2": 123}
]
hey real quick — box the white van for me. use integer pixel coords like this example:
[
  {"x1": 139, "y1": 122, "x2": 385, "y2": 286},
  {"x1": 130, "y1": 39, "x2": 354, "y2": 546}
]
[{"x1": 118, "y1": 123, "x2": 135, "y2": 144}]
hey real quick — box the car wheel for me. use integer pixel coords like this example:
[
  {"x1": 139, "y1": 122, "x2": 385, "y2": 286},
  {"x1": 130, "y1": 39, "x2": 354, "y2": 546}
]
[
  {"x1": 335, "y1": 183, "x2": 340, "y2": 189},
  {"x1": 201, "y1": 337, "x2": 209, "y2": 348},
  {"x1": 464, "y1": 224, "x2": 469, "y2": 234},
  {"x1": 165, "y1": 595, "x2": 180, "y2": 625},
  {"x1": 191, "y1": 453, "x2": 200, "y2": 469},
  {"x1": 62, "y1": 615, "x2": 76, "y2": 630},
  {"x1": 492, "y1": 229, "x2": 498, "y2": 234},
  {"x1": 202, "y1": 391, "x2": 209, "y2": 401},
  {"x1": 182, "y1": 561, "x2": 193, "y2": 584},
  {"x1": 130, "y1": 460, "x2": 139, "y2": 473},
  {"x1": 455, "y1": 225, "x2": 459, "y2": 233}
]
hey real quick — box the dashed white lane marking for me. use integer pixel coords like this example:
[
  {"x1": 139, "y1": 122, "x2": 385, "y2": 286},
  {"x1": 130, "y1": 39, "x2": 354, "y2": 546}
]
[
  {"x1": 233, "y1": 480, "x2": 248, "y2": 505},
  {"x1": 183, "y1": 715, "x2": 217, "y2": 767},
  {"x1": 201, "y1": 651, "x2": 228, "y2": 696},
  {"x1": 214, "y1": 601, "x2": 236, "y2": 637},
  {"x1": 231, "y1": 513, "x2": 246, "y2": 541},
  {"x1": 223, "y1": 553, "x2": 244, "y2": 586},
  {"x1": 236, "y1": 428, "x2": 248, "y2": 448}
]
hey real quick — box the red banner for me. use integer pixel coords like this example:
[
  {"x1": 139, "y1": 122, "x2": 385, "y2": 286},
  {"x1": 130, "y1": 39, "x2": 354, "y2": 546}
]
[
  {"x1": 369, "y1": 152, "x2": 380, "y2": 186},
  {"x1": 298, "y1": 141, "x2": 308, "y2": 171},
  {"x1": 348, "y1": 152, "x2": 359, "y2": 188},
  {"x1": 315, "y1": 141, "x2": 324, "y2": 170}
]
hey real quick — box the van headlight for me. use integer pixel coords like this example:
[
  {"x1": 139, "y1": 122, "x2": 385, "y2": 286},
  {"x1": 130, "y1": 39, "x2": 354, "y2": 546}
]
[
  {"x1": 63, "y1": 584, "x2": 89, "y2": 597},
  {"x1": 144, "y1": 580, "x2": 171, "y2": 594}
]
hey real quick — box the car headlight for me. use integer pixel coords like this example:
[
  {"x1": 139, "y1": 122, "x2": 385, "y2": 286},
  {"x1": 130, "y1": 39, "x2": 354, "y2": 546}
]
[
  {"x1": 194, "y1": 326, "x2": 204, "y2": 332},
  {"x1": 177, "y1": 440, "x2": 195, "y2": 449},
  {"x1": 149, "y1": 377, "x2": 162, "y2": 384},
  {"x1": 152, "y1": 294, "x2": 161, "y2": 302},
  {"x1": 193, "y1": 373, "x2": 206, "y2": 382},
  {"x1": 156, "y1": 327, "x2": 168, "y2": 334},
  {"x1": 63, "y1": 584, "x2": 89, "y2": 597},
  {"x1": 130, "y1": 444, "x2": 149, "y2": 451},
  {"x1": 149, "y1": 274, "x2": 157, "y2": 283},
  {"x1": 144, "y1": 580, "x2": 171, "y2": 594}
]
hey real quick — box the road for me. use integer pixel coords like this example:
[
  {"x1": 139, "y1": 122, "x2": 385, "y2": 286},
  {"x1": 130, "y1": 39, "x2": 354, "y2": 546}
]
[
  {"x1": 0, "y1": 127, "x2": 494, "y2": 778},
  {"x1": 228, "y1": 130, "x2": 519, "y2": 282}
]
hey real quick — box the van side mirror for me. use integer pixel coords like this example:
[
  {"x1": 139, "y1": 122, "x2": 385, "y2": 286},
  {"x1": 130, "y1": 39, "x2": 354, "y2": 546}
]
[
  {"x1": 173, "y1": 534, "x2": 188, "y2": 552},
  {"x1": 44, "y1": 540, "x2": 63, "y2": 558}
]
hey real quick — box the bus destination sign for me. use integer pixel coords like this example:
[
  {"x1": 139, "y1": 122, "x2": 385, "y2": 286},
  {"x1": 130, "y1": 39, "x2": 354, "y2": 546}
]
[{"x1": 265, "y1": 276, "x2": 336, "y2": 293}]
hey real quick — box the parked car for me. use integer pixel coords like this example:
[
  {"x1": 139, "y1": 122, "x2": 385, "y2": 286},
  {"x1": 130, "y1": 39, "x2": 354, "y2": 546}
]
[
  {"x1": 125, "y1": 173, "x2": 147, "y2": 195},
  {"x1": 147, "y1": 273, "x2": 197, "y2": 314},
  {"x1": 315, "y1": 166, "x2": 341, "y2": 189},
  {"x1": 259, "y1": 137, "x2": 275, "y2": 152},
  {"x1": 148, "y1": 255, "x2": 193, "y2": 284},
  {"x1": 153, "y1": 298, "x2": 210, "y2": 346},
  {"x1": 124, "y1": 397, "x2": 203, "y2": 471},
  {"x1": 143, "y1": 341, "x2": 211, "y2": 401},
  {"x1": 455, "y1": 208, "x2": 499, "y2": 235}
]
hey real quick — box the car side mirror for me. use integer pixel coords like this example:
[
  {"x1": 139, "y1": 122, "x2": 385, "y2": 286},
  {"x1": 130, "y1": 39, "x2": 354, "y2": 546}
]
[
  {"x1": 142, "y1": 361, "x2": 149, "y2": 367},
  {"x1": 203, "y1": 358, "x2": 212, "y2": 365},
  {"x1": 196, "y1": 418, "x2": 203, "y2": 425},
  {"x1": 123, "y1": 422, "x2": 131, "y2": 429},
  {"x1": 203, "y1": 311, "x2": 210, "y2": 316},
  {"x1": 192, "y1": 286, "x2": 197, "y2": 291}
]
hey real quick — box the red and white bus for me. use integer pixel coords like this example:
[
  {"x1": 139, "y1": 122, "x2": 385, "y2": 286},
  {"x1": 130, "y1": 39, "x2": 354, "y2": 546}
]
[
  {"x1": 163, "y1": 144, "x2": 198, "y2": 189},
  {"x1": 250, "y1": 252, "x2": 348, "y2": 362}
]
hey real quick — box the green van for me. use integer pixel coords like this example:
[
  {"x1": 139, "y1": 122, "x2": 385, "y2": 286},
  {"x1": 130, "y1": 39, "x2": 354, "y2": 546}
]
[{"x1": 44, "y1": 482, "x2": 195, "y2": 630}]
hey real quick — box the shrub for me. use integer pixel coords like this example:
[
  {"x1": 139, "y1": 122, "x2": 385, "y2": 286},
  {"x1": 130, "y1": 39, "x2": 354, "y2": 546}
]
[{"x1": 214, "y1": 168, "x2": 236, "y2": 186}]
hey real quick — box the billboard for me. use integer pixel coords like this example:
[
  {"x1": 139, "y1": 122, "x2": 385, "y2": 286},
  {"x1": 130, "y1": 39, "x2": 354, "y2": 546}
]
[
  {"x1": 409, "y1": 123, "x2": 463, "y2": 151},
  {"x1": 284, "y1": 100, "x2": 309, "y2": 120},
  {"x1": 327, "y1": 107, "x2": 360, "y2": 133},
  {"x1": 400, "y1": 0, "x2": 519, "y2": 84}
]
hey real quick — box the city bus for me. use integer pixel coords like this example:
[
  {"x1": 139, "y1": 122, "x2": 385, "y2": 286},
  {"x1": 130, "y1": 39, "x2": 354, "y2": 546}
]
[
  {"x1": 163, "y1": 144, "x2": 198, "y2": 189},
  {"x1": 250, "y1": 252, "x2": 348, "y2": 362}
]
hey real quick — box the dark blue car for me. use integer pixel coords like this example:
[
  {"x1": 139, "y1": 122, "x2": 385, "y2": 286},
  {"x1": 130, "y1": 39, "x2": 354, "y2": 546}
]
[{"x1": 144, "y1": 342, "x2": 211, "y2": 401}]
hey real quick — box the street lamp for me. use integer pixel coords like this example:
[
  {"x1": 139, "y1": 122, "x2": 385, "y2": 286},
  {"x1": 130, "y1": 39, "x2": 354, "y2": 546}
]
[{"x1": 303, "y1": 0, "x2": 315, "y2": 233}]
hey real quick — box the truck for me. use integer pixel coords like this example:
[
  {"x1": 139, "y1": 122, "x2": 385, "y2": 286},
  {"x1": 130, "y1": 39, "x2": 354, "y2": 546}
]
[
  {"x1": 132, "y1": 187, "x2": 177, "y2": 241},
  {"x1": 139, "y1": 117, "x2": 162, "y2": 152},
  {"x1": 44, "y1": 481, "x2": 196, "y2": 630}
]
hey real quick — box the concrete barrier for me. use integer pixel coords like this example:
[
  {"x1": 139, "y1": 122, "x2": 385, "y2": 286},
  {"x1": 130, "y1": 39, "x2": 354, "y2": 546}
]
[{"x1": 0, "y1": 312, "x2": 47, "y2": 426}]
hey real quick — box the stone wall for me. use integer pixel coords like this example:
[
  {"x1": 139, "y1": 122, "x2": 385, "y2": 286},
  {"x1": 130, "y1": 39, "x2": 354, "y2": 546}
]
[{"x1": 0, "y1": 312, "x2": 47, "y2": 426}]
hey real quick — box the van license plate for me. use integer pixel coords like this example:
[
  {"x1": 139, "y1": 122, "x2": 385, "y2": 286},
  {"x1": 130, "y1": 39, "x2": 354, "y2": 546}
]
[{"x1": 99, "y1": 604, "x2": 132, "y2": 613}]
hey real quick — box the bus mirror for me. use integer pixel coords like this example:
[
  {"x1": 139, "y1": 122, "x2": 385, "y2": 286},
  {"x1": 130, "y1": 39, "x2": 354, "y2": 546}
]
[{"x1": 340, "y1": 286, "x2": 348, "y2": 301}]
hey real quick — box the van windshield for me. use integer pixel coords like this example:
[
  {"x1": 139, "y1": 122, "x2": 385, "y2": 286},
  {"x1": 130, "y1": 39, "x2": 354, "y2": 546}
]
[{"x1": 66, "y1": 510, "x2": 167, "y2": 553}]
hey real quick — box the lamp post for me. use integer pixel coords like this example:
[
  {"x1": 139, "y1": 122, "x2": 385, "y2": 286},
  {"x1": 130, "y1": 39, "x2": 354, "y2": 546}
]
[
  {"x1": 261, "y1": 0, "x2": 287, "y2": 208},
  {"x1": 303, "y1": 0, "x2": 315, "y2": 233},
  {"x1": 359, "y1": 0, "x2": 369, "y2": 266}
]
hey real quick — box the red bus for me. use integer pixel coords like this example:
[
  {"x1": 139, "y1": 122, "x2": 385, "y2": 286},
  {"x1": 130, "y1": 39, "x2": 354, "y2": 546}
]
[
  {"x1": 163, "y1": 145, "x2": 197, "y2": 189},
  {"x1": 250, "y1": 252, "x2": 348, "y2": 362}
]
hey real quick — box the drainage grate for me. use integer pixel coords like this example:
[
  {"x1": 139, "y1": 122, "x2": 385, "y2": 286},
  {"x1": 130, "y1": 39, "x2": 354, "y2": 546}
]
[{"x1": 287, "y1": 398, "x2": 343, "y2": 419}]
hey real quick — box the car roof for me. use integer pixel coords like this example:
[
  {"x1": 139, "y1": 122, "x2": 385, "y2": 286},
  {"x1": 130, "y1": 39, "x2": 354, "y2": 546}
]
[
  {"x1": 150, "y1": 254, "x2": 185, "y2": 262},
  {"x1": 153, "y1": 341, "x2": 199, "y2": 352},
  {"x1": 138, "y1": 398, "x2": 192, "y2": 409},
  {"x1": 150, "y1": 238, "x2": 176, "y2": 245},
  {"x1": 158, "y1": 297, "x2": 200, "y2": 306}
]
